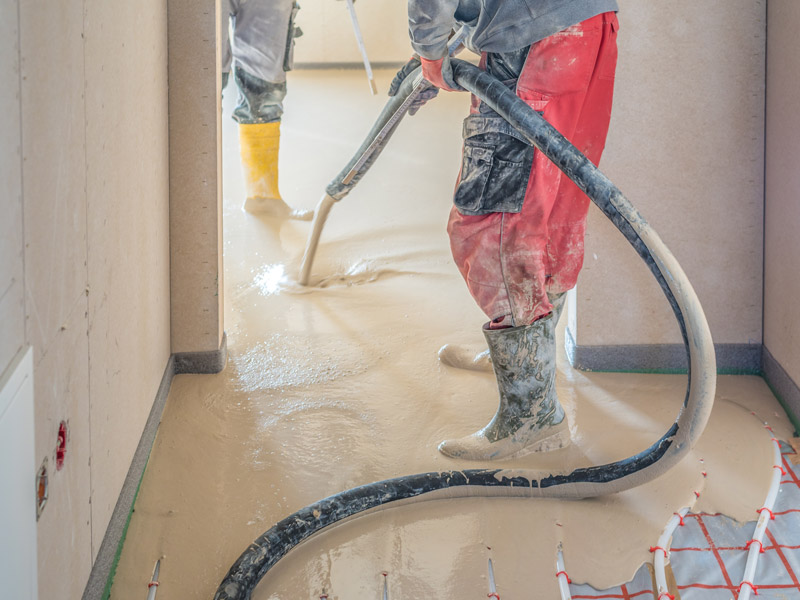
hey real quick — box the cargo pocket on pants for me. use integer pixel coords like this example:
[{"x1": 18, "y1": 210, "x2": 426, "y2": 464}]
[{"x1": 453, "y1": 115, "x2": 535, "y2": 216}]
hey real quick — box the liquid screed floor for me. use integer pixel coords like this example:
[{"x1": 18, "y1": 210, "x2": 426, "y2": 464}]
[{"x1": 110, "y1": 69, "x2": 795, "y2": 600}]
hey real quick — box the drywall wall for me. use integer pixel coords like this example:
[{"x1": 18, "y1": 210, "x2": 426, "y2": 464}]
[
  {"x1": 17, "y1": 2, "x2": 94, "y2": 598},
  {"x1": 764, "y1": 1, "x2": 800, "y2": 414},
  {"x1": 292, "y1": 0, "x2": 410, "y2": 65},
  {"x1": 0, "y1": 0, "x2": 25, "y2": 381},
  {"x1": 0, "y1": 0, "x2": 172, "y2": 596},
  {"x1": 169, "y1": 0, "x2": 225, "y2": 359},
  {"x1": 83, "y1": 0, "x2": 171, "y2": 556},
  {"x1": 570, "y1": 1, "x2": 766, "y2": 370}
]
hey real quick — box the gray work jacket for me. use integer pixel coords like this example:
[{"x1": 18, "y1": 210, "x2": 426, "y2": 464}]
[{"x1": 408, "y1": 0, "x2": 618, "y2": 58}]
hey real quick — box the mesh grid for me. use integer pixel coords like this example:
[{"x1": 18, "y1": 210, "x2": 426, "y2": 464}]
[{"x1": 568, "y1": 443, "x2": 800, "y2": 600}]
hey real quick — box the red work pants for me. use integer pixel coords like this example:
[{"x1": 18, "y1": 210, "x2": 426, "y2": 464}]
[{"x1": 448, "y1": 13, "x2": 619, "y2": 327}]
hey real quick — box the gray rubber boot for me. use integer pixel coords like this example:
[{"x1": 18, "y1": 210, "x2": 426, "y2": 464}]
[
  {"x1": 550, "y1": 291, "x2": 566, "y2": 326},
  {"x1": 438, "y1": 292, "x2": 566, "y2": 372},
  {"x1": 438, "y1": 311, "x2": 570, "y2": 460}
]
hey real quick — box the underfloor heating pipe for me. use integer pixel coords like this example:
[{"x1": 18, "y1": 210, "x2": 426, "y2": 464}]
[
  {"x1": 487, "y1": 558, "x2": 499, "y2": 599},
  {"x1": 652, "y1": 507, "x2": 691, "y2": 600},
  {"x1": 556, "y1": 546, "x2": 571, "y2": 600},
  {"x1": 737, "y1": 423, "x2": 783, "y2": 600},
  {"x1": 147, "y1": 560, "x2": 160, "y2": 600},
  {"x1": 214, "y1": 60, "x2": 717, "y2": 600}
]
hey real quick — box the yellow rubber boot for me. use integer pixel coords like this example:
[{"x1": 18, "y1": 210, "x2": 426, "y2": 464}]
[{"x1": 239, "y1": 122, "x2": 313, "y2": 220}]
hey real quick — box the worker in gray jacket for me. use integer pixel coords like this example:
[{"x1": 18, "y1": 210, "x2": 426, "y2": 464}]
[
  {"x1": 403, "y1": 0, "x2": 619, "y2": 460},
  {"x1": 222, "y1": 0, "x2": 312, "y2": 220}
]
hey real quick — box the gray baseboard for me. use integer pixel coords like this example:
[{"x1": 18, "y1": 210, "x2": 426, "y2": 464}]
[
  {"x1": 762, "y1": 345, "x2": 800, "y2": 434},
  {"x1": 567, "y1": 337, "x2": 800, "y2": 429},
  {"x1": 82, "y1": 355, "x2": 175, "y2": 600},
  {"x1": 568, "y1": 340, "x2": 762, "y2": 374},
  {"x1": 82, "y1": 332, "x2": 228, "y2": 598},
  {"x1": 174, "y1": 332, "x2": 228, "y2": 374}
]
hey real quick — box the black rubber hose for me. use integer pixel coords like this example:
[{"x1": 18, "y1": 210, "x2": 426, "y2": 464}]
[{"x1": 214, "y1": 60, "x2": 716, "y2": 600}]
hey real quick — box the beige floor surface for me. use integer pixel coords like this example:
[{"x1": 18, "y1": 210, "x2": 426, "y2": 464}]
[{"x1": 110, "y1": 69, "x2": 793, "y2": 600}]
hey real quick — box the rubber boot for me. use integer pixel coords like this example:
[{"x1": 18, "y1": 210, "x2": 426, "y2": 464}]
[
  {"x1": 239, "y1": 122, "x2": 313, "y2": 220},
  {"x1": 437, "y1": 311, "x2": 570, "y2": 460},
  {"x1": 438, "y1": 292, "x2": 566, "y2": 372}
]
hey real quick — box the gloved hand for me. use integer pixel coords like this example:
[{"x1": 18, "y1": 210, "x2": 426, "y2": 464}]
[
  {"x1": 421, "y1": 54, "x2": 463, "y2": 91},
  {"x1": 388, "y1": 56, "x2": 421, "y2": 96},
  {"x1": 387, "y1": 55, "x2": 440, "y2": 116}
]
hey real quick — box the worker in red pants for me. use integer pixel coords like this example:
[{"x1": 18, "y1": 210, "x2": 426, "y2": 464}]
[{"x1": 402, "y1": 2, "x2": 619, "y2": 459}]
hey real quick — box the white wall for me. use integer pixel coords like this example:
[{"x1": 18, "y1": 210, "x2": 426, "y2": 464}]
[
  {"x1": 293, "y1": 0, "x2": 412, "y2": 64},
  {"x1": 0, "y1": 0, "x2": 172, "y2": 597},
  {"x1": 765, "y1": 2, "x2": 800, "y2": 399},
  {"x1": 83, "y1": 0, "x2": 172, "y2": 557},
  {"x1": 0, "y1": 0, "x2": 25, "y2": 379},
  {"x1": 573, "y1": 1, "x2": 766, "y2": 360}
]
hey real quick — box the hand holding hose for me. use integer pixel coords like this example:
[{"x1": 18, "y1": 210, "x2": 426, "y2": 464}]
[
  {"x1": 387, "y1": 56, "x2": 440, "y2": 115},
  {"x1": 420, "y1": 55, "x2": 464, "y2": 91},
  {"x1": 388, "y1": 52, "x2": 465, "y2": 114}
]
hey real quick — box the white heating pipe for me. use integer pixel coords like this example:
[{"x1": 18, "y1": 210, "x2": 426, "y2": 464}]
[
  {"x1": 488, "y1": 558, "x2": 499, "y2": 599},
  {"x1": 556, "y1": 545, "x2": 572, "y2": 600},
  {"x1": 146, "y1": 560, "x2": 160, "y2": 600},
  {"x1": 737, "y1": 427, "x2": 783, "y2": 600},
  {"x1": 653, "y1": 507, "x2": 690, "y2": 600}
]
